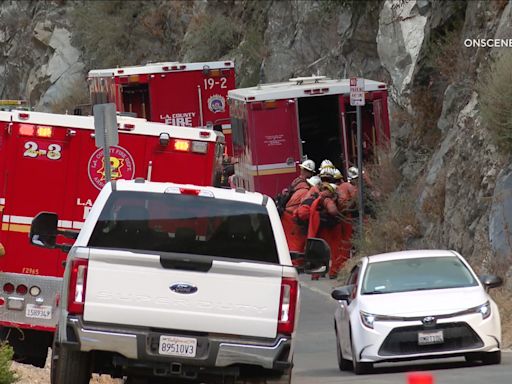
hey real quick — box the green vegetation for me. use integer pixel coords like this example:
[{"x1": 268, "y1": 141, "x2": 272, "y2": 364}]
[
  {"x1": 71, "y1": 0, "x2": 192, "y2": 69},
  {"x1": 181, "y1": 13, "x2": 240, "y2": 62},
  {"x1": 479, "y1": 52, "x2": 512, "y2": 153},
  {"x1": 0, "y1": 343, "x2": 17, "y2": 384}
]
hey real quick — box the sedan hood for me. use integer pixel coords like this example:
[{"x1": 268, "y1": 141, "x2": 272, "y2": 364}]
[{"x1": 358, "y1": 286, "x2": 488, "y2": 317}]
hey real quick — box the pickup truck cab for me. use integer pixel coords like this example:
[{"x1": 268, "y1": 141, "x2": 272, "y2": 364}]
[{"x1": 30, "y1": 179, "x2": 329, "y2": 384}]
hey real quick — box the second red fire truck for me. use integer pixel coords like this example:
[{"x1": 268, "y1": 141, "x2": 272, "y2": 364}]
[
  {"x1": 88, "y1": 60, "x2": 236, "y2": 155},
  {"x1": 0, "y1": 110, "x2": 224, "y2": 366},
  {"x1": 228, "y1": 76, "x2": 390, "y2": 198}
]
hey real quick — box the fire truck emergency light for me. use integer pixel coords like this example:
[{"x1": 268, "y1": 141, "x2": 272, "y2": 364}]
[
  {"x1": 19, "y1": 124, "x2": 53, "y2": 137},
  {"x1": 174, "y1": 139, "x2": 190, "y2": 152}
]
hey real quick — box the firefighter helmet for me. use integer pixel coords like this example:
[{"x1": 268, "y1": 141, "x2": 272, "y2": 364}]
[
  {"x1": 319, "y1": 166, "x2": 336, "y2": 179},
  {"x1": 348, "y1": 166, "x2": 359, "y2": 180},
  {"x1": 333, "y1": 168, "x2": 343, "y2": 180},
  {"x1": 299, "y1": 159, "x2": 316, "y2": 173},
  {"x1": 306, "y1": 175, "x2": 321, "y2": 187},
  {"x1": 319, "y1": 159, "x2": 334, "y2": 171}
]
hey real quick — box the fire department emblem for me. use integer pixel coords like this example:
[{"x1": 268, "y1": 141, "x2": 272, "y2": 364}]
[
  {"x1": 87, "y1": 146, "x2": 135, "y2": 190},
  {"x1": 207, "y1": 94, "x2": 226, "y2": 113}
]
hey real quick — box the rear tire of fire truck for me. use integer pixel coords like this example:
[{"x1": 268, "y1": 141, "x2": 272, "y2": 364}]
[{"x1": 51, "y1": 340, "x2": 91, "y2": 384}]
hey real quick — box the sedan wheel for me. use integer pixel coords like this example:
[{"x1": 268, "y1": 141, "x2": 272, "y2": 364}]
[
  {"x1": 351, "y1": 338, "x2": 372, "y2": 375},
  {"x1": 481, "y1": 351, "x2": 501, "y2": 365}
]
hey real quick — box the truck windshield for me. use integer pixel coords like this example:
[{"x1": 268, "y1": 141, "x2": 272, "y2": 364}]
[{"x1": 88, "y1": 191, "x2": 279, "y2": 264}]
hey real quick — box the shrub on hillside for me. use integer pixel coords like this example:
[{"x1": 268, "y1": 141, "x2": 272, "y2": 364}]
[
  {"x1": 0, "y1": 343, "x2": 16, "y2": 384},
  {"x1": 479, "y1": 52, "x2": 512, "y2": 153},
  {"x1": 181, "y1": 12, "x2": 240, "y2": 62}
]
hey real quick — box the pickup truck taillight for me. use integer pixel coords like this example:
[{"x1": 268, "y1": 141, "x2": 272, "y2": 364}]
[
  {"x1": 68, "y1": 259, "x2": 88, "y2": 315},
  {"x1": 277, "y1": 278, "x2": 298, "y2": 335}
]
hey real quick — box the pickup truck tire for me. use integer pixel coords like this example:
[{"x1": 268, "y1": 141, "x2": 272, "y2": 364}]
[
  {"x1": 265, "y1": 368, "x2": 292, "y2": 384},
  {"x1": 50, "y1": 342, "x2": 91, "y2": 384}
]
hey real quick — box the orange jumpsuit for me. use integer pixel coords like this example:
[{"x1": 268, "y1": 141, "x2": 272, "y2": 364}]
[
  {"x1": 281, "y1": 180, "x2": 310, "y2": 252},
  {"x1": 330, "y1": 182, "x2": 358, "y2": 276},
  {"x1": 297, "y1": 184, "x2": 342, "y2": 279}
]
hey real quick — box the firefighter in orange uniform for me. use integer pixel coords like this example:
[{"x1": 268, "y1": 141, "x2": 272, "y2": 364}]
[
  {"x1": 281, "y1": 174, "x2": 320, "y2": 254},
  {"x1": 330, "y1": 168, "x2": 358, "y2": 278},
  {"x1": 297, "y1": 166, "x2": 342, "y2": 280}
]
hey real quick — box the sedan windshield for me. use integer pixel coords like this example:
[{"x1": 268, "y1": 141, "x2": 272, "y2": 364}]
[{"x1": 361, "y1": 256, "x2": 478, "y2": 294}]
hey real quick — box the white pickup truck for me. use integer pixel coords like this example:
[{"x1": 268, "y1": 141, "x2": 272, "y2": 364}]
[{"x1": 30, "y1": 179, "x2": 329, "y2": 384}]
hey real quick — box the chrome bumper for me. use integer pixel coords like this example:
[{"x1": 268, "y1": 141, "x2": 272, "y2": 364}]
[{"x1": 66, "y1": 317, "x2": 291, "y2": 370}]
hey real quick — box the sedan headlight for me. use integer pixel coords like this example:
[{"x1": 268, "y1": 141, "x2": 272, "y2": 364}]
[
  {"x1": 478, "y1": 301, "x2": 491, "y2": 319},
  {"x1": 456, "y1": 301, "x2": 491, "y2": 319},
  {"x1": 360, "y1": 311, "x2": 376, "y2": 329}
]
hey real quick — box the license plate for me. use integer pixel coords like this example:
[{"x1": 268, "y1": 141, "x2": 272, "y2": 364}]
[
  {"x1": 25, "y1": 304, "x2": 52, "y2": 320},
  {"x1": 418, "y1": 330, "x2": 444, "y2": 345},
  {"x1": 158, "y1": 336, "x2": 197, "y2": 357}
]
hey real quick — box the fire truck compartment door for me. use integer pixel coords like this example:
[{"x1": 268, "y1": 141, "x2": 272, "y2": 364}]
[
  {"x1": 2, "y1": 134, "x2": 71, "y2": 276},
  {"x1": 250, "y1": 99, "x2": 301, "y2": 173},
  {"x1": 83, "y1": 249, "x2": 283, "y2": 338}
]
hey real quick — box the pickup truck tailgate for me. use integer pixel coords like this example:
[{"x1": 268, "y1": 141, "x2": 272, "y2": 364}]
[{"x1": 83, "y1": 249, "x2": 283, "y2": 338}]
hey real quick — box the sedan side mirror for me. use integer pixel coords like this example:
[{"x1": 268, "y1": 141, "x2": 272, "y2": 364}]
[
  {"x1": 331, "y1": 285, "x2": 354, "y2": 301},
  {"x1": 303, "y1": 238, "x2": 330, "y2": 274},
  {"x1": 479, "y1": 274, "x2": 503, "y2": 290}
]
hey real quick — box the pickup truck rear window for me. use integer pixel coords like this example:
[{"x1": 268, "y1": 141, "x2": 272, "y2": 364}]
[{"x1": 88, "y1": 191, "x2": 279, "y2": 264}]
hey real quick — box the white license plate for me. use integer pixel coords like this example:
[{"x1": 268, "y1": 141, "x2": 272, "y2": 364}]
[
  {"x1": 158, "y1": 336, "x2": 197, "y2": 357},
  {"x1": 418, "y1": 330, "x2": 444, "y2": 345},
  {"x1": 25, "y1": 304, "x2": 52, "y2": 320}
]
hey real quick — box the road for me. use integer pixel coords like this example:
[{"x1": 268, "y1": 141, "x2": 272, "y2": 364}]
[{"x1": 293, "y1": 275, "x2": 512, "y2": 384}]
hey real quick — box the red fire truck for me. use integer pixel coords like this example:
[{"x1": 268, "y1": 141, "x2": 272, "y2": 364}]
[
  {"x1": 228, "y1": 76, "x2": 390, "y2": 197},
  {"x1": 0, "y1": 110, "x2": 224, "y2": 366},
  {"x1": 88, "y1": 60, "x2": 236, "y2": 155}
]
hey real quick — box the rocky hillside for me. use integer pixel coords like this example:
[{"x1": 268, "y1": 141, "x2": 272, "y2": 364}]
[{"x1": 1, "y1": 0, "x2": 511, "y2": 288}]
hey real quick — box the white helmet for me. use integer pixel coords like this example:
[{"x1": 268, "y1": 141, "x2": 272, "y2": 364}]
[
  {"x1": 348, "y1": 166, "x2": 359, "y2": 180},
  {"x1": 333, "y1": 168, "x2": 343, "y2": 180},
  {"x1": 299, "y1": 159, "x2": 316, "y2": 172},
  {"x1": 306, "y1": 175, "x2": 321, "y2": 187},
  {"x1": 319, "y1": 159, "x2": 334, "y2": 171},
  {"x1": 319, "y1": 166, "x2": 336, "y2": 179}
]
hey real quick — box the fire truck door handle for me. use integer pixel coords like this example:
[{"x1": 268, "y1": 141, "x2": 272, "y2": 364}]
[{"x1": 62, "y1": 260, "x2": 66, "y2": 268}]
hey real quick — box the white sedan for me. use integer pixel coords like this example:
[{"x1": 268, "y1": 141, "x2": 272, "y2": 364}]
[{"x1": 331, "y1": 250, "x2": 502, "y2": 374}]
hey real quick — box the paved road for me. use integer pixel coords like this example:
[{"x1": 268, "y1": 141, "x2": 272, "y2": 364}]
[{"x1": 293, "y1": 275, "x2": 512, "y2": 384}]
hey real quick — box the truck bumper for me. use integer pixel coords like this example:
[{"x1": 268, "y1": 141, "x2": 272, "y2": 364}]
[{"x1": 64, "y1": 316, "x2": 292, "y2": 371}]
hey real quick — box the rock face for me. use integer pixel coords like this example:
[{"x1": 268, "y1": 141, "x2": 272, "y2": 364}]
[
  {"x1": 1, "y1": 0, "x2": 511, "y2": 280},
  {"x1": 0, "y1": 2, "x2": 85, "y2": 110}
]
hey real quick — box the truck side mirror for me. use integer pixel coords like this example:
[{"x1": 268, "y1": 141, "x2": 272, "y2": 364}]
[
  {"x1": 479, "y1": 274, "x2": 503, "y2": 290},
  {"x1": 30, "y1": 212, "x2": 77, "y2": 252},
  {"x1": 30, "y1": 212, "x2": 58, "y2": 248},
  {"x1": 303, "y1": 238, "x2": 330, "y2": 274}
]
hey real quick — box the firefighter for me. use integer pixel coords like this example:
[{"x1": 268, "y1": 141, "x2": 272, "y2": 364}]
[
  {"x1": 294, "y1": 159, "x2": 316, "y2": 187},
  {"x1": 329, "y1": 169, "x2": 359, "y2": 279},
  {"x1": 275, "y1": 159, "x2": 315, "y2": 215},
  {"x1": 281, "y1": 174, "x2": 319, "y2": 254},
  {"x1": 297, "y1": 169, "x2": 342, "y2": 280}
]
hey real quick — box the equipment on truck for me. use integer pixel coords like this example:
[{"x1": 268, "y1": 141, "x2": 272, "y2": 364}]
[
  {"x1": 228, "y1": 76, "x2": 390, "y2": 198},
  {"x1": 0, "y1": 110, "x2": 224, "y2": 366},
  {"x1": 87, "y1": 60, "x2": 236, "y2": 155}
]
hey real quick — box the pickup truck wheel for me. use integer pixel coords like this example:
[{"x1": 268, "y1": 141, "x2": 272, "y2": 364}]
[
  {"x1": 264, "y1": 367, "x2": 292, "y2": 384},
  {"x1": 51, "y1": 342, "x2": 91, "y2": 384}
]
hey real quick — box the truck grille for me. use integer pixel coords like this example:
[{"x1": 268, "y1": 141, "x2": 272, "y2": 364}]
[{"x1": 378, "y1": 322, "x2": 483, "y2": 356}]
